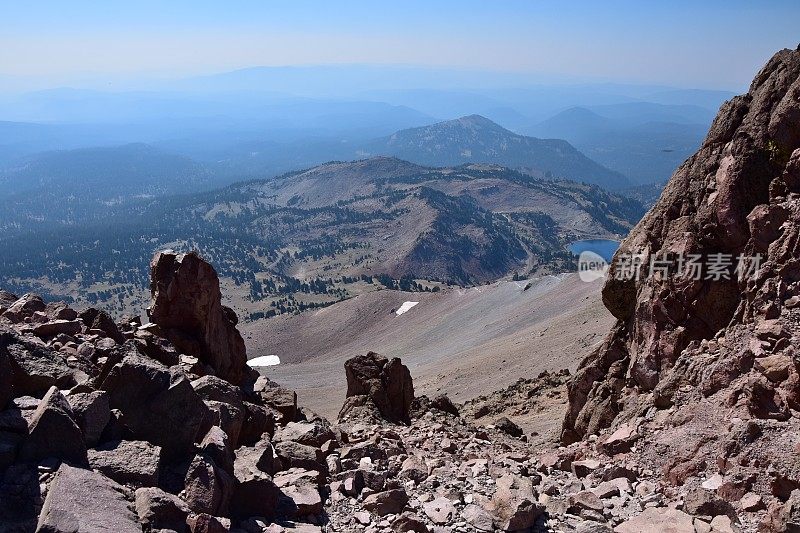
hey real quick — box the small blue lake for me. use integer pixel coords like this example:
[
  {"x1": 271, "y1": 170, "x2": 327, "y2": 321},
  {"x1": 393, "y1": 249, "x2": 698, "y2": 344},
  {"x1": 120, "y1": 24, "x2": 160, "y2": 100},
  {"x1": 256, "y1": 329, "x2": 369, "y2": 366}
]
[{"x1": 568, "y1": 239, "x2": 620, "y2": 262}]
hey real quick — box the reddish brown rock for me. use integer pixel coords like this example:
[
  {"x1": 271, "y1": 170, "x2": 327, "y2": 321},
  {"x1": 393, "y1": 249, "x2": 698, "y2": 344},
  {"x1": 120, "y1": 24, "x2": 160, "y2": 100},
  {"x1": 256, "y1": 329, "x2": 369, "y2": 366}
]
[
  {"x1": 362, "y1": 488, "x2": 409, "y2": 516},
  {"x1": 231, "y1": 447, "x2": 281, "y2": 520},
  {"x1": 761, "y1": 489, "x2": 800, "y2": 532},
  {"x1": 339, "y1": 352, "x2": 414, "y2": 424},
  {"x1": 275, "y1": 420, "x2": 335, "y2": 449},
  {"x1": 254, "y1": 377, "x2": 297, "y2": 424},
  {"x1": 99, "y1": 353, "x2": 208, "y2": 458},
  {"x1": 1, "y1": 294, "x2": 45, "y2": 323},
  {"x1": 184, "y1": 454, "x2": 233, "y2": 517},
  {"x1": 187, "y1": 513, "x2": 231, "y2": 533},
  {"x1": 88, "y1": 439, "x2": 162, "y2": 487},
  {"x1": 67, "y1": 390, "x2": 111, "y2": 447},
  {"x1": 31, "y1": 320, "x2": 83, "y2": 339},
  {"x1": 148, "y1": 251, "x2": 249, "y2": 385},
  {"x1": 562, "y1": 47, "x2": 800, "y2": 443},
  {"x1": 37, "y1": 464, "x2": 141, "y2": 533},
  {"x1": 614, "y1": 507, "x2": 695, "y2": 533},
  {"x1": 754, "y1": 354, "x2": 793, "y2": 383},
  {"x1": 135, "y1": 486, "x2": 190, "y2": 532}
]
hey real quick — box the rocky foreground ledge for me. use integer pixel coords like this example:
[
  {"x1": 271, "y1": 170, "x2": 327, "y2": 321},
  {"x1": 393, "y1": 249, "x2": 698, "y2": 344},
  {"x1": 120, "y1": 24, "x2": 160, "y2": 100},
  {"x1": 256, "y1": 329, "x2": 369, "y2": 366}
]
[
  {"x1": 0, "y1": 250, "x2": 775, "y2": 533},
  {"x1": 0, "y1": 249, "x2": 740, "y2": 533}
]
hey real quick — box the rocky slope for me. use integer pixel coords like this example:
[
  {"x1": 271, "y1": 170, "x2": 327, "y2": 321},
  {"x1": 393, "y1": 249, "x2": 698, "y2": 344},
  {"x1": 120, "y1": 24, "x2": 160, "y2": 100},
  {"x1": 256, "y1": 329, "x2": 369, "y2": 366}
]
[
  {"x1": 559, "y1": 46, "x2": 800, "y2": 531},
  {"x1": 246, "y1": 274, "x2": 611, "y2": 424},
  {"x1": 0, "y1": 251, "x2": 657, "y2": 533},
  {"x1": 0, "y1": 247, "x2": 775, "y2": 533},
  {"x1": 0, "y1": 251, "x2": 335, "y2": 532}
]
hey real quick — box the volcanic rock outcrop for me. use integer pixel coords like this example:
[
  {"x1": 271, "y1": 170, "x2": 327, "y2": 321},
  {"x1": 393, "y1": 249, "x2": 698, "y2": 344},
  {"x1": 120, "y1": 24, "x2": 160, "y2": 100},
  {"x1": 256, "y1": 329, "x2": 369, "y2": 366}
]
[
  {"x1": 148, "y1": 251, "x2": 250, "y2": 385},
  {"x1": 561, "y1": 46, "x2": 800, "y2": 531},
  {"x1": 339, "y1": 351, "x2": 414, "y2": 424},
  {"x1": 0, "y1": 251, "x2": 335, "y2": 532}
]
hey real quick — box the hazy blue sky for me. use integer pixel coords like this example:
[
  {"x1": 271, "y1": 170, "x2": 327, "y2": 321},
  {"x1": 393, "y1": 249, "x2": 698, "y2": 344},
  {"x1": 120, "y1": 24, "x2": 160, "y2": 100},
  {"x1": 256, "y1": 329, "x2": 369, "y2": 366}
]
[{"x1": 2, "y1": 1, "x2": 799, "y2": 89}]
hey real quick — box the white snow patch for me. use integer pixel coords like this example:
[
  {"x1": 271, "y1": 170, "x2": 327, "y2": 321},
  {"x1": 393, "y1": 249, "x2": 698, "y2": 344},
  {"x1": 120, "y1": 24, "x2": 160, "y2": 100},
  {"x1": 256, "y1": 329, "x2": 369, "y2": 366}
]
[
  {"x1": 395, "y1": 301, "x2": 419, "y2": 316},
  {"x1": 247, "y1": 355, "x2": 281, "y2": 367}
]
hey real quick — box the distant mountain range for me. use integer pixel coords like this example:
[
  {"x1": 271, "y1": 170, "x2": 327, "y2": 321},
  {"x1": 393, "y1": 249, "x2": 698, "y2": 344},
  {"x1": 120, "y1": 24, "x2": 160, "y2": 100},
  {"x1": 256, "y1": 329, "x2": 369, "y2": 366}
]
[
  {"x1": 169, "y1": 115, "x2": 631, "y2": 190},
  {"x1": 0, "y1": 115, "x2": 631, "y2": 229},
  {"x1": 0, "y1": 157, "x2": 644, "y2": 318},
  {"x1": 527, "y1": 102, "x2": 713, "y2": 185}
]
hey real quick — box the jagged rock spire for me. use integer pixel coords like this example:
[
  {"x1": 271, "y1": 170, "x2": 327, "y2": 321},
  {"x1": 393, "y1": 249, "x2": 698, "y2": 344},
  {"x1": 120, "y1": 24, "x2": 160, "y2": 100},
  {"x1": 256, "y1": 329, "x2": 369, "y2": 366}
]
[{"x1": 148, "y1": 250, "x2": 249, "y2": 385}]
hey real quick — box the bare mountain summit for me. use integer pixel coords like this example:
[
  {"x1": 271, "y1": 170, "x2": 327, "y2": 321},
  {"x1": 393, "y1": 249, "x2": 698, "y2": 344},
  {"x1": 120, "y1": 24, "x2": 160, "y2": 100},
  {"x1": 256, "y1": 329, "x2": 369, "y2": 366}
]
[{"x1": 361, "y1": 115, "x2": 632, "y2": 190}]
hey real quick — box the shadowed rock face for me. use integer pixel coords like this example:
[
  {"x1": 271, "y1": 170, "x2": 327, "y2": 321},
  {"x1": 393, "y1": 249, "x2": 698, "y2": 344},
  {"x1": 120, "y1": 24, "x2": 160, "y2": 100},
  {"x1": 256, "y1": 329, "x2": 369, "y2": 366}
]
[
  {"x1": 0, "y1": 251, "x2": 339, "y2": 530},
  {"x1": 563, "y1": 47, "x2": 800, "y2": 442},
  {"x1": 148, "y1": 251, "x2": 249, "y2": 385},
  {"x1": 339, "y1": 352, "x2": 414, "y2": 424}
]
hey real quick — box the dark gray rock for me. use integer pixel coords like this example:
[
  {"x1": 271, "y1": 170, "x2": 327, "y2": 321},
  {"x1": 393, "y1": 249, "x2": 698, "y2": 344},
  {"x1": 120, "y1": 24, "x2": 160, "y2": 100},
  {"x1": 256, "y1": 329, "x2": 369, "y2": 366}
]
[
  {"x1": 0, "y1": 345, "x2": 12, "y2": 411},
  {"x1": 19, "y1": 387, "x2": 87, "y2": 465},
  {"x1": 67, "y1": 391, "x2": 110, "y2": 447},
  {"x1": 99, "y1": 354, "x2": 207, "y2": 458},
  {"x1": 238, "y1": 401, "x2": 275, "y2": 446},
  {"x1": 36, "y1": 464, "x2": 140, "y2": 533},
  {"x1": 135, "y1": 486, "x2": 190, "y2": 532},
  {"x1": 2, "y1": 333, "x2": 75, "y2": 396},
  {"x1": 88, "y1": 439, "x2": 162, "y2": 487},
  {"x1": 494, "y1": 416, "x2": 524, "y2": 439}
]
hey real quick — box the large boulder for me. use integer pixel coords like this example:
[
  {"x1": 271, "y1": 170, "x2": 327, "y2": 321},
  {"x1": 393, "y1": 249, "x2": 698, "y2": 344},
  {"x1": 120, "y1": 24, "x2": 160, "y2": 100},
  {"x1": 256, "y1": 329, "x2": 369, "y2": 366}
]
[
  {"x1": 0, "y1": 291, "x2": 19, "y2": 316},
  {"x1": 231, "y1": 445, "x2": 281, "y2": 519},
  {"x1": 339, "y1": 352, "x2": 414, "y2": 424},
  {"x1": 274, "y1": 468, "x2": 323, "y2": 517},
  {"x1": 253, "y1": 377, "x2": 297, "y2": 424},
  {"x1": 485, "y1": 474, "x2": 544, "y2": 531},
  {"x1": 614, "y1": 507, "x2": 695, "y2": 533},
  {"x1": 148, "y1": 251, "x2": 249, "y2": 385},
  {"x1": 78, "y1": 308, "x2": 125, "y2": 344},
  {"x1": 362, "y1": 488, "x2": 409, "y2": 516},
  {"x1": 184, "y1": 454, "x2": 233, "y2": 517},
  {"x1": 30, "y1": 320, "x2": 83, "y2": 339},
  {"x1": 88, "y1": 440, "x2": 162, "y2": 487},
  {"x1": 274, "y1": 440, "x2": 325, "y2": 473},
  {"x1": 99, "y1": 353, "x2": 207, "y2": 458},
  {"x1": 36, "y1": 464, "x2": 141, "y2": 533},
  {"x1": 135, "y1": 487, "x2": 190, "y2": 532},
  {"x1": 18, "y1": 387, "x2": 87, "y2": 465},
  {"x1": 1, "y1": 332, "x2": 75, "y2": 396},
  {"x1": 67, "y1": 391, "x2": 111, "y2": 447},
  {"x1": 1, "y1": 293, "x2": 45, "y2": 323},
  {"x1": 275, "y1": 420, "x2": 335, "y2": 449}
]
